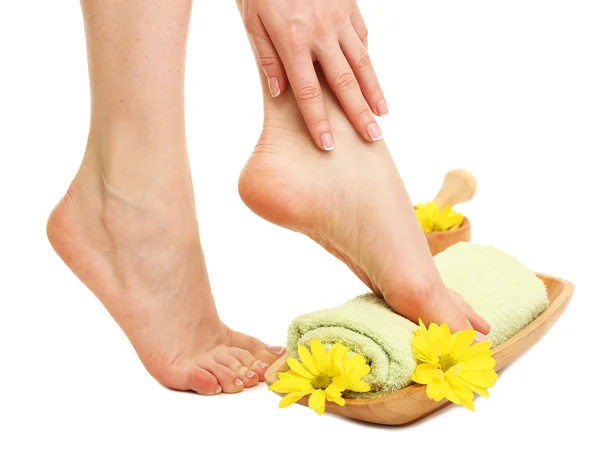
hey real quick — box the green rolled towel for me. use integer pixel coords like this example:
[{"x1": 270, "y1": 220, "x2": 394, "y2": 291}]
[{"x1": 286, "y1": 243, "x2": 549, "y2": 399}]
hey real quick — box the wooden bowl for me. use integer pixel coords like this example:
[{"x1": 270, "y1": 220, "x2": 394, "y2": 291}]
[
  {"x1": 425, "y1": 216, "x2": 471, "y2": 256},
  {"x1": 265, "y1": 273, "x2": 574, "y2": 425}
]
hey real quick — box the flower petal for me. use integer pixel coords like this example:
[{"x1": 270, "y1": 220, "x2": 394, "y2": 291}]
[
  {"x1": 461, "y1": 369, "x2": 499, "y2": 389},
  {"x1": 286, "y1": 357, "x2": 314, "y2": 379},
  {"x1": 310, "y1": 339, "x2": 328, "y2": 375},
  {"x1": 411, "y1": 363, "x2": 436, "y2": 384},
  {"x1": 411, "y1": 335, "x2": 435, "y2": 363},
  {"x1": 269, "y1": 377, "x2": 312, "y2": 393},
  {"x1": 448, "y1": 329, "x2": 477, "y2": 359},
  {"x1": 458, "y1": 341, "x2": 494, "y2": 363},
  {"x1": 347, "y1": 381, "x2": 371, "y2": 393},
  {"x1": 278, "y1": 390, "x2": 312, "y2": 408},
  {"x1": 328, "y1": 343, "x2": 349, "y2": 373},
  {"x1": 467, "y1": 383, "x2": 490, "y2": 398},
  {"x1": 297, "y1": 345, "x2": 319, "y2": 376},
  {"x1": 461, "y1": 356, "x2": 496, "y2": 371},
  {"x1": 425, "y1": 369, "x2": 446, "y2": 402},
  {"x1": 308, "y1": 389, "x2": 327, "y2": 415},
  {"x1": 444, "y1": 363, "x2": 463, "y2": 378}
]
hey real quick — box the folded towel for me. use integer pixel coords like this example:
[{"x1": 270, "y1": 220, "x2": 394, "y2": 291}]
[{"x1": 286, "y1": 243, "x2": 549, "y2": 398}]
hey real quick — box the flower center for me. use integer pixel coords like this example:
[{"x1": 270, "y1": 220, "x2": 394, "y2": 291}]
[
  {"x1": 437, "y1": 354, "x2": 456, "y2": 372},
  {"x1": 311, "y1": 374, "x2": 332, "y2": 390}
]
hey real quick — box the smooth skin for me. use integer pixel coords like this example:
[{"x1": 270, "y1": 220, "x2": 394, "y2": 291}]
[
  {"x1": 48, "y1": 0, "x2": 489, "y2": 397},
  {"x1": 239, "y1": 0, "x2": 386, "y2": 150},
  {"x1": 235, "y1": 0, "x2": 491, "y2": 338},
  {"x1": 48, "y1": 0, "x2": 285, "y2": 396}
]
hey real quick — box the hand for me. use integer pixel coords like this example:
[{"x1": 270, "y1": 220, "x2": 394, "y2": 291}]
[{"x1": 239, "y1": 0, "x2": 388, "y2": 151}]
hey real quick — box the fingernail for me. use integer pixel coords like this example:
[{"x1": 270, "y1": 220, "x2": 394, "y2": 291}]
[
  {"x1": 366, "y1": 122, "x2": 382, "y2": 141},
  {"x1": 268, "y1": 77, "x2": 280, "y2": 97},
  {"x1": 215, "y1": 385, "x2": 222, "y2": 394},
  {"x1": 267, "y1": 346, "x2": 286, "y2": 355},
  {"x1": 475, "y1": 332, "x2": 490, "y2": 343},
  {"x1": 260, "y1": 362, "x2": 270, "y2": 370},
  {"x1": 376, "y1": 99, "x2": 389, "y2": 116},
  {"x1": 235, "y1": 379, "x2": 244, "y2": 386},
  {"x1": 321, "y1": 133, "x2": 335, "y2": 151}
]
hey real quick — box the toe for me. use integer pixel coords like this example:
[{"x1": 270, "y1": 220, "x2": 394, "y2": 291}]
[
  {"x1": 215, "y1": 351, "x2": 259, "y2": 388},
  {"x1": 187, "y1": 367, "x2": 222, "y2": 396},
  {"x1": 205, "y1": 361, "x2": 245, "y2": 394},
  {"x1": 229, "y1": 330, "x2": 286, "y2": 366},
  {"x1": 227, "y1": 347, "x2": 269, "y2": 382}
]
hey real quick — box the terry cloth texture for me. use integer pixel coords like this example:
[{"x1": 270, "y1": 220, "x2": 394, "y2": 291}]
[{"x1": 286, "y1": 243, "x2": 549, "y2": 398}]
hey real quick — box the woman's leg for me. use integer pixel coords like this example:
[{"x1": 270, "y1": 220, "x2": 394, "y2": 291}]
[
  {"x1": 48, "y1": 0, "x2": 283, "y2": 395},
  {"x1": 235, "y1": 1, "x2": 489, "y2": 335}
]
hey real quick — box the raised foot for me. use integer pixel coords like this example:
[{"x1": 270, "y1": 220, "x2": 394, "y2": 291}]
[{"x1": 47, "y1": 165, "x2": 284, "y2": 395}]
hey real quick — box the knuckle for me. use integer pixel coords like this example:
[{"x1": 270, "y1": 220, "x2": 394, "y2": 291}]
[
  {"x1": 287, "y1": 23, "x2": 308, "y2": 53},
  {"x1": 361, "y1": 27, "x2": 369, "y2": 41},
  {"x1": 355, "y1": 50, "x2": 372, "y2": 70},
  {"x1": 334, "y1": 72, "x2": 357, "y2": 92},
  {"x1": 258, "y1": 55, "x2": 280, "y2": 70},
  {"x1": 355, "y1": 105, "x2": 372, "y2": 121},
  {"x1": 296, "y1": 82, "x2": 322, "y2": 102},
  {"x1": 310, "y1": 116, "x2": 329, "y2": 130}
]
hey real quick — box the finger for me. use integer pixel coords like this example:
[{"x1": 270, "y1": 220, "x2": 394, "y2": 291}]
[
  {"x1": 247, "y1": 16, "x2": 287, "y2": 97},
  {"x1": 340, "y1": 27, "x2": 388, "y2": 117},
  {"x1": 350, "y1": 8, "x2": 369, "y2": 48},
  {"x1": 269, "y1": 29, "x2": 334, "y2": 151},
  {"x1": 318, "y1": 44, "x2": 382, "y2": 142}
]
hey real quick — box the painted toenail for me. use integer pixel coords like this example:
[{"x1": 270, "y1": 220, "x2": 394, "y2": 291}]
[
  {"x1": 474, "y1": 332, "x2": 490, "y2": 343},
  {"x1": 376, "y1": 99, "x2": 389, "y2": 116},
  {"x1": 321, "y1": 133, "x2": 335, "y2": 151},
  {"x1": 246, "y1": 370, "x2": 256, "y2": 378},
  {"x1": 260, "y1": 362, "x2": 270, "y2": 370},
  {"x1": 268, "y1": 77, "x2": 280, "y2": 98},
  {"x1": 267, "y1": 346, "x2": 286, "y2": 355},
  {"x1": 235, "y1": 379, "x2": 244, "y2": 386},
  {"x1": 366, "y1": 122, "x2": 382, "y2": 141},
  {"x1": 215, "y1": 385, "x2": 222, "y2": 394}
]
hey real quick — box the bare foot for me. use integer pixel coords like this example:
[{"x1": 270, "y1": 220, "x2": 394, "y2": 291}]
[
  {"x1": 48, "y1": 145, "x2": 284, "y2": 395},
  {"x1": 238, "y1": 69, "x2": 490, "y2": 335}
]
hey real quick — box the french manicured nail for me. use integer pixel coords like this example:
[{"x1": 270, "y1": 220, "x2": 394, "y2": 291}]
[
  {"x1": 321, "y1": 133, "x2": 335, "y2": 151},
  {"x1": 215, "y1": 385, "x2": 222, "y2": 394},
  {"x1": 260, "y1": 362, "x2": 270, "y2": 370},
  {"x1": 267, "y1": 346, "x2": 286, "y2": 355},
  {"x1": 268, "y1": 77, "x2": 280, "y2": 97},
  {"x1": 366, "y1": 122, "x2": 382, "y2": 141},
  {"x1": 376, "y1": 99, "x2": 389, "y2": 116},
  {"x1": 235, "y1": 379, "x2": 244, "y2": 386},
  {"x1": 246, "y1": 370, "x2": 256, "y2": 379},
  {"x1": 475, "y1": 332, "x2": 490, "y2": 343}
]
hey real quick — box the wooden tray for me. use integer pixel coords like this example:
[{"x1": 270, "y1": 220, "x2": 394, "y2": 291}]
[{"x1": 265, "y1": 274, "x2": 574, "y2": 425}]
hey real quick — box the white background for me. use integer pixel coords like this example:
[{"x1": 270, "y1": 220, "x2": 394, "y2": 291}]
[{"x1": 1, "y1": 1, "x2": 598, "y2": 462}]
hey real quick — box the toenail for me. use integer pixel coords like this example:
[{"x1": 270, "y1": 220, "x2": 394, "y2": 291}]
[
  {"x1": 246, "y1": 370, "x2": 256, "y2": 379},
  {"x1": 321, "y1": 133, "x2": 335, "y2": 151},
  {"x1": 260, "y1": 363, "x2": 270, "y2": 370},
  {"x1": 267, "y1": 346, "x2": 286, "y2": 355},
  {"x1": 366, "y1": 122, "x2": 382, "y2": 141},
  {"x1": 376, "y1": 99, "x2": 389, "y2": 116},
  {"x1": 235, "y1": 379, "x2": 244, "y2": 387},
  {"x1": 474, "y1": 332, "x2": 490, "y2": 343},
  {"x1": 215, "y1": 385, "x2": 222, "y2": 394}
]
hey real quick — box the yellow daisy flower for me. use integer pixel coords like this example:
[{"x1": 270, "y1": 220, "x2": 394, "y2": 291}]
[
  {"x1": 269, "y1": 339, "x2": 371, "y2": 415},
  {"x1": 411, "y1": 319, "x2": 498, "y2": 411},
  {"x1": 415, "y1": 201, "x2": 464, "y2": 233}
]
